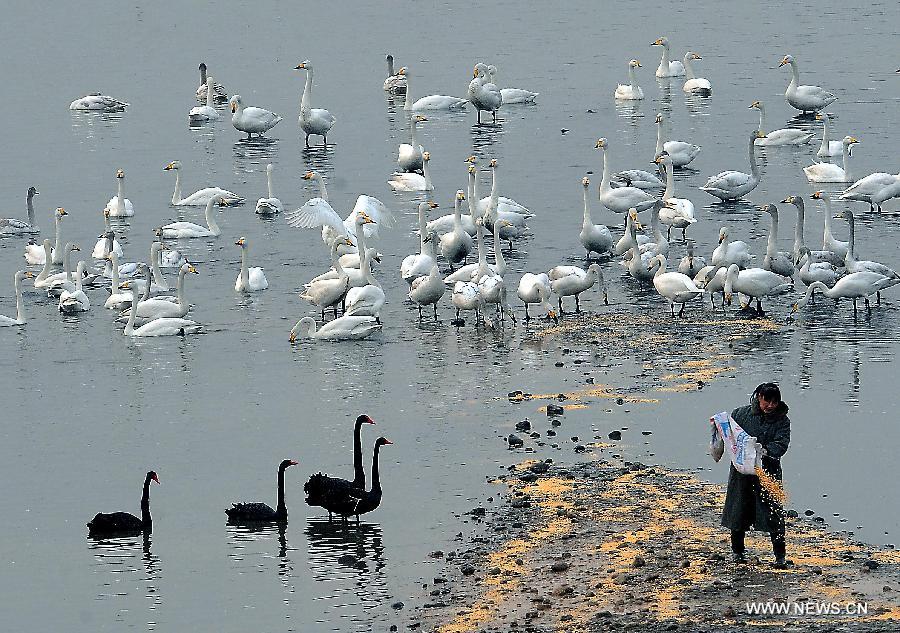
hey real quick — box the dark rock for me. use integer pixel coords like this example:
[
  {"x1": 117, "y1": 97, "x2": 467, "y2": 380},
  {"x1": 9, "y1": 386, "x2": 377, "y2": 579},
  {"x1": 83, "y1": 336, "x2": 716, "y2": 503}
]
[
  {"x1": 547, "y1": 404, "x2": 564, "y2": 416},
  {"x1": 461, "y1": 565, "x2": 476, "y2": 576},
  {"x1": 551, "y1": 419, "x2": 562, "y2": 427},
  {"x1": 529, "y1": 461, "x2": 550, "y2": 474},
  {"x1": 546, "y1": 429, "x2": 557, "y2": 437},
  {"x1": 812, "y1": 566, "x2": 823, "y2": 574},
  {"x1": 723, "y1": 606, "x2": 736, "y2": 618},
  {"x1": 555, "y1": 361, "x2": 564, "y2": 367},
  {"x1": 574, "y1": 445, "x2": 586, "y2": 453},
  {"x1": 519, "y1": 473, "x2": 538, "y2": 483},
  {"x1": 433, "y1": 576, "x2": 447, "y2": 584},
  {"x1": 804, "y1": 509, "x2": 815, "y2": 516},
  {"x1": 632, "y1": 556, "x2": 646, "y2": 568},
  {"x1": 863, "y1": 559, "x2": 880, "y2": 571},
  {"x1": 571, "y1": 436, "x2": 579, "y2": 442},
  {"x1": 391, "y1": 601, "x2": 404, "y2": 610},
  {"x1": 508, "y1": 434, "x2": 524, "y2": 448},
  {"x1": 608, "y1": 430, "x2": 622, "y2": 440},
  {"x1": 786, "y1": 509, "x2": 799, "y2": 518},
  {"x1": 616, "y1": 398, "x2": 624, "y2": 405},
  {"x1": 550, "y1": 561, "x2": 570, "y2": 572},
  {"x1": 508, "y1": 390, "x2": 524, "y2": 400},
  {"x1": 516, "y1": 419, "x2": 532, "y2": 431},
  {"x1": 338, "y1": 554, "x2": 357, "y2": 565},
  {"x1": 511, "y1": 499, "x2": 531, "y2": 508},
  {"x1": 429, "y1": 550, "x2": 444, "y2": 558},
  {"x1": 552, "y1": 585, "x2": 574, "y2": 597}
]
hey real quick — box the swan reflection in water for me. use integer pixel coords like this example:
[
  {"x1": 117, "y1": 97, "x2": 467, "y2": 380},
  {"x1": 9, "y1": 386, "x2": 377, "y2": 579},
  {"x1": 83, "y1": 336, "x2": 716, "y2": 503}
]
[
  {"x1": 305, "y1": 519, "x2": 389, "y2": 626},
  {"x1": 88, "y1": 533, "x2": 163, "y2": 620},
  {"x1": 470, "y1": 121, "x2": 504, "y2": 156},
  {"x1": 232, "y1": 137, "x2": 279, "y2": 168},
  {"x1": 226, "y1": 523, "x2": 295, "y2": 584}
]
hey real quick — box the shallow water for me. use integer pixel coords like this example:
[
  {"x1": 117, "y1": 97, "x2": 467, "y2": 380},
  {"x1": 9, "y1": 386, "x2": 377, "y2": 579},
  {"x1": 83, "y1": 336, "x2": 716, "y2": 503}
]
[{"x1": 1, "y1": 1, "x2": 899, "y2": 630}]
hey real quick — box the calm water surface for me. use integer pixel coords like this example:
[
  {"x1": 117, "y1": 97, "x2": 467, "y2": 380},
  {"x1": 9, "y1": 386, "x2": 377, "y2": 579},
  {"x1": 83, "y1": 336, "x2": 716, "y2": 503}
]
[{"x1": 1, "y1": 1, "x2": 898, "y2": 630}]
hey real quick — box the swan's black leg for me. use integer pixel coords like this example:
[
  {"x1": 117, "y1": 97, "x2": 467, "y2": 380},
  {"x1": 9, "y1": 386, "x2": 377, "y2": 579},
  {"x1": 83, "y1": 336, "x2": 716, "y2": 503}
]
[
  {"x1": 877, "y1": 291, "x2": 881, "y2": 305},
  {"x1": 524, "y1": 303, "x2": 530, "y2": 321},
  {"x1": 683, "y1": 227, "x2": 688, "y2": 240},
  {"x1": 305, "y1": 134, "x2": 311, "y2": 148},
  {"x1": 678, "y1": 303, "x2": 686, "y2": 317},
  {"x1": 865, "y1": 297, "x2": 871, "y2": 311},
  {"x1": 667, "y1": 226, "x2": 673, "y2": 240},
  {"x1": 417, "y1": 305, "x2": 423, "y2": 320},
  {"x1": 575, "y1": 294, "x2": 581, "y2": 313},
  {"x1": 433, "y1": 303, "x2": 439, "y2": 320},
  {"x1": 558, "y1": 296, "x2": 564, "y2": 314},
  {"x1": 321, "y1": 308, "x2": 325, "y2": 321}
]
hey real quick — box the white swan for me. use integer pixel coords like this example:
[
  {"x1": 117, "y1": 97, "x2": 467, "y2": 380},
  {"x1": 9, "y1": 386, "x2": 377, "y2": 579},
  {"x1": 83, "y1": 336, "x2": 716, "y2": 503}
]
[
  {"x1": 106, "y1": 242, "x2": 169, "y2": 294},
  {"x1": 781, "y1": 194, "x2": 841, "y2": 266},
  {"x1": 401, "y1": 202, "x2": 439, "y2": 285},
  {"x1": 648, "y1": 254, "x2": 704, "y2": 316},
  {"x1": 388, "y1": 151, "x2": 434, "y2": 191},
  {"x1": 92, "y1": 206, "x2": 123, "y2": 258},
  {"x1": 712, "y1": 227, "x2": 753, "y2": 269},
  {"x1": 120, "y1": 263, "x2": 197, "y2": 321},
  {"x1": 122, "y1": 286, "x2": 201, "y2": 337},
  {"x1": 196, "y1": 63, "x2": 227, "y2": 102},
  {"x1": 796, "y1": 248, "x2": 838, "y2": 287},
  {"x1": 408, "y1": 264, "x2": 445, "y2": 319},
  {"x1": 103, "y1": 168, "x2": 134, "y2": 217},
  {"x1": 654, "y1": 113, "x2": 700, "y2": 167},
  {"x1": 289, "y1": 316, "x2": 381, "y2": 342},
  {"x1": 398, "y1": 114, "x2": 425, "y2": 173},
  {"x1": 549, "y1": 263, "x2": 606, "y2": 313},
  {"x1": 682, "y1": 53, "x2": 712, "y2": 95},
  {"x1": 58, "y1": 261, "x2": 91, "y2": 314},
  {"x1": 299, "y1": 238, "x2": 353, "y2": 320},
  {"x1": 344, "y1": 265, "x2": 385, "y2": 322},
  {"x1": 255, "y1": 164, "x2": 283, "y2": 215},
  {"x1": 104, "y1": 252, "x2": 137, "y2": 309},
  {"x1": 486, "y1": 65, "x2": 538, "y2": 104},
  {"x1": 230, "y1": 95, "x2": 282, "y2": 139},
  {"x1": 838, "y1": 208, "x2": 900, "y2": 283},
  {"x1": 475, "y1": 157, "x2": 533, "y2": 223},
  {"x1": 724, "y1": 264, "x2": 793, "y2": 315},
  {"x1": 32, "y1": 241, "x2": 62, "y2": 288},
  {"x1": 443, "y1": 218, "x2": 509, "y2": 283},
  {"x1": 810, "y1": 191, "x2": 849, "y2": 261},
  {"x1": 450, "y1": 280, "x2": 484, "y2": 324},
  {"x1": 651, "y1": 37, "x2": 685, "y2": 77},
  {"x1": 700, "y1": 131, "x2": 762, "y2": 201},
  {"x1": 400, "y1": 67, "x2": 468, "y2": 111},
  {"x1": 578, "y1": 176, "x2": 613, "y2": 259},
  {"x1": 655, "y1": 154, "x2": 696, "y2": 239},
  {"x1": 596, "y1": 138, "x2": 657, "y2": 214},
  {"x1": 439, "y1": 191, "x2": 474, "y2": 268},
  {"x1": 384, "y1": 54, "x2": 407, "y2": 94},
  {"x1": 189, "y1": 75, "x2": 221, "y2": 123},
  {"x1": 24, "y1": 208, "x2": 64, "y2": 266},
  {"x1": 792, "y1": 272, "x2": 899, "y2": 314},
  {"x1": 468, "y1": 63, "x2": 503, "y2": 124},
  {"x1": 0, "y1": 271, "x2": 33, "y2": 326},
  {"x1": 234, "y1": 237, "x2": 268, "y2": 292},
  {"x1": 160, "y1": 193, "x2": 227, "y2": 239},
  {"x1": 309, "y1": 213, "x2": 377, "y2": 287},
  {"x1": 1, "y1": 187, "x2": 39, "y2": 235},
  {"x1": 42, "y1": 243, "x2": 82, "y2": 294},
  {"x1": 750, "y1": 101, "x2": 814, "y2": 145},
  {"x1": 480, "y1": 159, "x2": 531, "y2": 249},
  {"x1": 840, "y1": 171, "x2": 900, "y2": 213},
  {"x1": 427, "y1": 166, "x2": 477, "y2": 236},
  {"x1": 803, "y1": 136, "x2": 859, "y2": 182},
  {"x1": 295, "y1": 60, "x2": 336, "y2": 146},
  {"x1": 816, "y1": 112, "x2": 843, "y2": 158},
  {"x1": 69, "y1": 94, "x2": 129, "y2": 111},
  {"x1": 164, "y1": 160, "x2": 244, "y2": 206},
  {"x1": 779, "y1": 54, "x2": 836, "y2": 114},
  {"x1": 614, "y1": 59, "x2": 644, "y2": 100},
  {"x1": 678, "y1": 244, "x2": 707, "y2": 278},
  {"x1": 517, "y1": 272, "x2": 556, "y2": 320},
  {"x1": 757, "y1": 204, "x2": 795, "y2": 277}
]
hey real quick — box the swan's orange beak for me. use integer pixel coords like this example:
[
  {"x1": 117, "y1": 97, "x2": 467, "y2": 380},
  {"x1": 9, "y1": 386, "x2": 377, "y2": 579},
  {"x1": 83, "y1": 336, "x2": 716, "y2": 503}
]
[
  {"x1": 473, "y1": 67, "x2": 478, "y2": 78},
  {"x1": 779, "y1": 57, "x2": 789, "y2": 67},
  {"x1": 164, "y1": 163, "x2": 174, "y2": 171},
  {"x1": 295, "y1": 63, "x2": 307, "y2": 70},
  {"x1": 289, "y1": 332, "x2": 297, "y2": 343},
  {"x1": 428, "y1": 201, "x2": 439, "y2": 208},
  {"x1": 235, "y1": 238, "x2": 245, "y2": 246}
]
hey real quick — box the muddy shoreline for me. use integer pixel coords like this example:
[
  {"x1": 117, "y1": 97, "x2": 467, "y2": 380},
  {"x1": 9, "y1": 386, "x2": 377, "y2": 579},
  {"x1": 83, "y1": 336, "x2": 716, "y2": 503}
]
[{"x1": 389, "y1": 458, "x2": 898, "y2": 632}]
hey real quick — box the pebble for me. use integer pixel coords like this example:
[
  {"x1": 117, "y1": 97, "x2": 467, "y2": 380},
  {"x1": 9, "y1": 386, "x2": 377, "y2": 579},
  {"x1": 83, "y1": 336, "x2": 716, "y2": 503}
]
[
  {"x1": 608, "y1": 431, "x2": 622, "y2": 440},
  {"x1": 632, "y1": 556, "x2": 646, "y2": 568},
  {"x1": 547, "y1": 404, "x2": 564, "y2": 416},
  {"x1": 392, "y1": 601, "x2": 404, "y2": 610},
  {"x1": 508, "y1": 434, "x2": 524, "y2": 448},
  {"x1": 460, "y1": 565, "x2": 475, "y2": 576},
  {"x1": 550, "y1": 561, "x2": 570, "y2": 572},
  {"x1": 516, "y1": 419, "x2": 532, "y2": 431}
]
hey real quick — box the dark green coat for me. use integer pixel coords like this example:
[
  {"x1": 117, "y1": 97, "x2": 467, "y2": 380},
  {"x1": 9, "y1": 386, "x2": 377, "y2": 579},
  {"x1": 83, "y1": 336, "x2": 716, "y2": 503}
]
[{"x1": 720, "y1": 399, "x2": 791, "y2": 533}]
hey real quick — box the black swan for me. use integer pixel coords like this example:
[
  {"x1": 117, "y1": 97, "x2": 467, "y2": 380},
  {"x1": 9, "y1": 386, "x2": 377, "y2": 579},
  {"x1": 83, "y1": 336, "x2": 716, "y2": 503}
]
[
  {"x1": 304, "y1": 414, "x2": 376, "y2": 517},
  {"x1": 88, "y1": 471, "x2": 159, "y2": 537},
  {"x1": 308, "y1": 437, "x2": 392, "y2": 521},
  {"x1": 226, "y1": 459, "x2": 298, "y2": 523}
]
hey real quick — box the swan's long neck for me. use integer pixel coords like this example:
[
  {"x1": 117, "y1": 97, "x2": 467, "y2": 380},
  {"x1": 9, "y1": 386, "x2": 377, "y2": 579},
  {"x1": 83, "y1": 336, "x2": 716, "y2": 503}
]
[
  {"x1": 766, "y1": 210, "x2": 779, "y2": 259},
  {"x1": 14, "y1": 274, "x2": 25, "y2": 323},
  {"x1": 116, "y1": 177, "x2": 125, "y2": 215},
  {"x1": 37, "y1": 243, "x2": 52, "y2": 282},
  {"x1": 403, "y1": 72, "x2": 412, "y2": 110},
  {"x1": 652, "y1": 256, "x2": 665, "y2": 279},
  {"x1": 301, "y1": 68, "x2": 313, "y2": 115},
  {"x1": 846, "y1": 213, "x2": 857, "y2": 261},
  {"x1": 148, "y1": 244, "x2": 165, "y2": 288},
  {"x1": 370, "y1": 444, "x2": 383, "y2": 493},
  {"x1": 109, "y1": 253, "x2": 120, "y2": 290},
  {"x1": 841, "y1": 143, "x2": 852, "y2": 180},
  {"x1": 798, "y1": 281, "x2": 828, "y2": 308},
  {"x1": 205, "y1": 77, "x2": 215, "y2": 108},
  {"x1": 821, "y1": 196, "x2": 835, "y2": 243},
  {"x1": 103, "y1": 210, "x2": 112, "y2": 233},
  {"x1": 266, "y1": 166, "x2": 275, "y2": 199},
  {"x1": 655, "y1": 120, "x2": 664, "y2": 155},
  {"x1": 53, "y1": 216, "x2": 64, "y2": 263},
  {"x1": 793, "y1": 200, "x2": 806, "y2": 257},
  {"x1": 417, "y1": 205, "x2": 428, "y2": 253},
  {"x1": 409, "y1": 118, "x2": 419, "y2": 147},
  {"x1": 315, "y1": 173, "x2": 328, "y2": 201},
  {"x1": 204, "y1": 198, "x2": 221, "y2": 236},
  {"x1": 74, "y1": 262, "x2": 84, "y2": 293},
  {"x1": 466, "y1": 170, "x2": 478, "y2": 223},
  {"x1": 657, "y1": 45, "x2": 670, "y2": 75},
  {"x1": 453, "y1": 196, "x2": 464, "y2": 230},
  {"x1": 276, "y1": 464, "x2": 288, "y2": 517},
  {"x1": 199, "y1": 65, "x2": 208, "y2": 88},
  {"x1": 386, "y1": 56, "x2": 395, "y2": 77},
  {"x1": 582, "y1": 184, "x2": 592, "y2": 229},
  {"x1": 747, "y1": 134, "x2": 760, "y2": 178},
  {"x1": 756, "y1": 105, "x2": 767, "y2": 135},
  {"x1": 355, "y1": 224, "x2": 369, "y2": 271},
  {"x1": 599, "y1": 147, "x2": 611, "y2": 195},
  {"x1": 64, "y1": 247, "x2": 74, "y2": 281},
  {"x1": 172, "y1": 169, "x2": 182, "y2": 205},
  {"x1": 423, "y1": 160, "x2": 432, "y2": 190},
  {"x1": 492, "y1": 220, "x2": 505, "y2": 270},
  {"x1": 125, "y1": 289, "x2": 138, "y2": 335},
  {"x1": 475, "y1": 222, "x2": 487, "y2": 274},
  {"x1": 787, "y1": 60, "x2": 800, "y2": 92},
  {"x1": 26, "y1": 193, "x2": 35, "y2": 227},
  {"x1": 651, "y1": 205, "x2": 663, "y2": 243},
  {"x1": 177, "y1": 265, "x2": 189, "y2": 305},
  {"x1": 627, "y1": 64, "x2": 637, "y2": 87},
  {"x1": 240, "y1": 244, "x2": 249, "y2": 289},
  {"x1": 683, "y1": 55, "x2": 696, "y2": 80},
  {"x1": 352, "y1": 420, "x2": 366, "y2": 488},
  {"x1": 488, "y1": 165, "x2": 499, "y2": 221},
  {"x1": 819, "y1": 114, "x2": 831, "y2": 153},
  {"x1": 141, "y1": 474, "x2": 152, "y2": 528},
  {"x1": 662, "y1": 162, "x2": 674, "y2": 200}
]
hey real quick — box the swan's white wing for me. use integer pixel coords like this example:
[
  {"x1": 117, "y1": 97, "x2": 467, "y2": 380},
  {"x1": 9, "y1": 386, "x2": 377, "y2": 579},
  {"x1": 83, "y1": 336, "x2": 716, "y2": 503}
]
[
  {"x1": 285, "y1": 198, "x2": 346, "y2": 234},
  {"x1": 344, "y1": 196, "x2": 393, "y2": 237},
  {"x1": 704, "y1": 170, "x2": 751, "y2": 190}
]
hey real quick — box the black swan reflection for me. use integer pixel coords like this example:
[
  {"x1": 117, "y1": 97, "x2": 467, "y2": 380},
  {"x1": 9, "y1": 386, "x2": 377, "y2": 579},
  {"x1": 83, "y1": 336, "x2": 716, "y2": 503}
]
[{"x1": 88, "y1": 471, "x2": 159, "y2": 537}]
